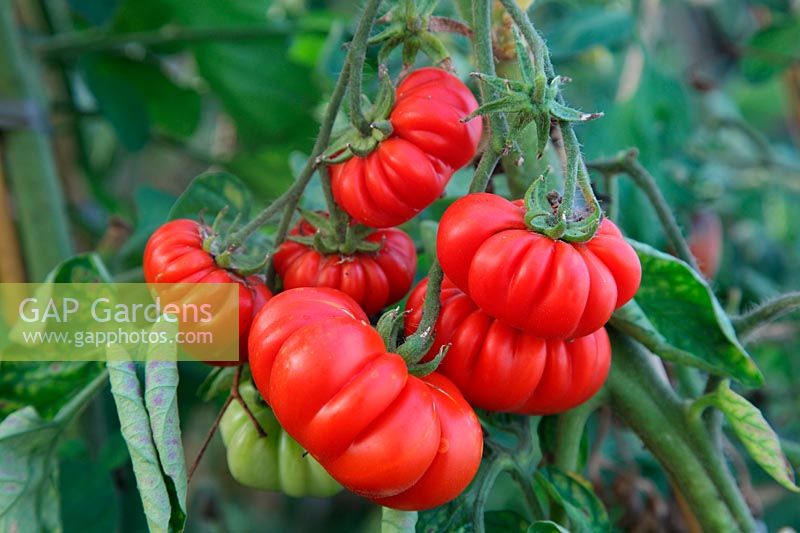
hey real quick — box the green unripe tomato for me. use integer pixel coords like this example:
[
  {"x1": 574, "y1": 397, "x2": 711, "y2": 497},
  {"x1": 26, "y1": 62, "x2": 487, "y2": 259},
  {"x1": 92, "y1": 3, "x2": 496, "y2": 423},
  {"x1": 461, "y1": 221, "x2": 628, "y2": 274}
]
[{"x1": 219, "y1": 380, "x2": 341, "y2": 498}]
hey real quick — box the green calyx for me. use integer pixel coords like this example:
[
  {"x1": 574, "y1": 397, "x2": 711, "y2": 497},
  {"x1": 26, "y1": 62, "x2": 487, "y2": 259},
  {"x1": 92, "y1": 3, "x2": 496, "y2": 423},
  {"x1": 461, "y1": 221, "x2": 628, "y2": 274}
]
[
  {"x1": 202, "y1": 207, "x2": 269, "y2": 276},
  {"x1": 463, "y1": 25, "x2": 601, "y2": 160},
  {"x1": 290, "y1": 208, "x2": 383, "y2": 256},
  {"x1": 376, "y1": 305, "x2": 445, "y2": 377},
  {"x1": 368, "y1": 0, "x2": 450, "y2": 67},
  {"x1": 320, "y1": 66, "x2": 396, "y2": 164},
  {"x1": 522, "y1": 170, "x2": 602, "y2": 243}
]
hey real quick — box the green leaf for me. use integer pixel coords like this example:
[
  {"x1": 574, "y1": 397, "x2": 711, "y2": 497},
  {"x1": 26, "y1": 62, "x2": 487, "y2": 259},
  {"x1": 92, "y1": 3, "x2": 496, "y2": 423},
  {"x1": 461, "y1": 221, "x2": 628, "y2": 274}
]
[
  {"x1": 381, "y1": 508, "x2": 417, "y2": 533},
  {"x1": 536, "y1": 466, "x2": 609, "y2": 533},
  {"x1": 714, "y1": 383, "x2": 800, "y2": 492},
  {"x1": 0, "y1": 371, "x2": 108, "y2": 532},
  {"x1": 107, "y1": 353, "x2": 173, "y2": 532},
  {"x1": 0, "y1": 362, "x2": 104, "y2": 419},
  {"x1": 169, "y1": 171, "x2": 253, "y2": 224},
  {"x1": 741, "y1": 18, "x2": 800, "y2": 83},
  {"x1": 545, "y1": 7, "x2": 633, "y2": 59},
  {"x1": 612, "y1": 240, "x2": 763, "y2": 387},
  {"x1": 145, "y1": 357, "x2": 187, "y2": 530},
  {"x1": 528, "y1": 521, "x2": 570, "y2": 533}
]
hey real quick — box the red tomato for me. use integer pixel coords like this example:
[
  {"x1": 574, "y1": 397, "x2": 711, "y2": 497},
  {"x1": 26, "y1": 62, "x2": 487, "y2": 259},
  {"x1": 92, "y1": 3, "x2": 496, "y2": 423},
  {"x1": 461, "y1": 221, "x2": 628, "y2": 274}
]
[
  {"x1": 272, "y1": 218, "x2": 417, "y2": 315},
  {"x1": 248, "y1": 287, "x2": 483, "y2": 510},
  {"x1": 143, "y1": 219, "x2": 271, "y2": 365},
  {"x1": 330, "y1": 68, "x2": 482, "y2": 228},
  {"x1": 405, "y1": 277, "x2": 611, "y2": 414},
  {"x1": 437, "y1": 193, "x2": 641, "y2": 339}
]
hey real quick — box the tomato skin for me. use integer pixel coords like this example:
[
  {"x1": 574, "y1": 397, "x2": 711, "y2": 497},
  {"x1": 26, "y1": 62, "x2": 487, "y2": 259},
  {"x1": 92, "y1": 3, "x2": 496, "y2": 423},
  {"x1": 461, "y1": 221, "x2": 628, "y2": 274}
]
[
  {"x1": 248, "y1": 287, "x2": 483, "y2": 510},
  {"x1": 143, "y1": 219, "x2": 271, "y2": 365},
  {"x1": 272, "y1": 219, "x2": 417, "y2": 315},
  {"x1": 437, "y1": 193, "x2": 641, "y2": 339},
  {"x1": 219, "y1": 380, "x2": 341, "y2": 497},
  {"x1": 330, "y1": 68, "x2": 482, "y2": 228},
  {"x1": 405, "y1": 278, "x2": 611, "y2": 414}
]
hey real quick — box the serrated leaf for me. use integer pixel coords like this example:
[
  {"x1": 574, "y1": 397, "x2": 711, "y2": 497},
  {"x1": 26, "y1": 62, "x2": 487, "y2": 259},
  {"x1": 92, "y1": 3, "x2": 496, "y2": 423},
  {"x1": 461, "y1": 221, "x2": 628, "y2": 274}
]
[
  {"x1": 381, "y1": 508, "x2": 417, "y2": 533},
  {"x1": 528, "y1": 521, "x2": 570, "y2": 533},
  {"x1": 612, "y1": 240, "x2": 763, "y2": 387},
  {"x1": 145, "y1": 350, "x2": 187, "y2": 530},
  {"x1": 536, "y1": 466, "x2": 609, "y2": 533},
  {"x1": 197, "y1": 366, "x2": 236, "y2": 401},
  {"x1": 715, "y1": 384, "x2": 799, "y2": 492},
  {"x1": 108, "y1": 352, "x2": 172, "y2": 532}
]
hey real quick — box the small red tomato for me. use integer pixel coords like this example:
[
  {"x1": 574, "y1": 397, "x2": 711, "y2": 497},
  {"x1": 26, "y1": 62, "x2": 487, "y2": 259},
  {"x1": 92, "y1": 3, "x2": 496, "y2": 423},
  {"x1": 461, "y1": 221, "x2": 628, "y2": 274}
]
[
  {"x1": 248, "y1": 287, "x2": 483, "y2": 510},
  {"x1": 272, "y1": 217, "x2": 417, "y2": 315},
  {"x1": 406, "y1": 277, "x2": 611, "y2": 414},
  {"x1": 437, "y1": 193, "x2": 641, "y2": 339},
  {"x1": 330, "y1": 68, "x2": 482, "y2": 228},
  {"x1": 143, "y1": 219, "x2": 271, "y2": 365}
]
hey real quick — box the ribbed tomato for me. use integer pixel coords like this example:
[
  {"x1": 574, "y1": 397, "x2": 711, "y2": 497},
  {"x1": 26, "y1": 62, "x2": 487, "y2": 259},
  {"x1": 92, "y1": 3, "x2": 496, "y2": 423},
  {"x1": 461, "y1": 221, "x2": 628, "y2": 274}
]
[
  {"x1": 437, "y1": 193, "x2": 641, "y2": 339},
  {"x1": 272, "y1": 218, "x2": 417, "y2": 315},
  {"x1": 330, "y1": 68, "x2": 482, "y2": 228},
  {"x1": 248, "y1": 287, "x2": 483, "y2": 510},
  {"x1": 143, "y1": 219, "x2": 271, "y2": 365},
  {"x1": 406, "y1": 277, "x2": 611, "y2": 414}
]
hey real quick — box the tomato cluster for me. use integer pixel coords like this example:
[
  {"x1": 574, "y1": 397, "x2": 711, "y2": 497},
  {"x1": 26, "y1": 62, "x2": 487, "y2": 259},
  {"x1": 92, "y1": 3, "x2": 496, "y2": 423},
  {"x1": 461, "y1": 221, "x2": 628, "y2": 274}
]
[{"x1": 144, "y1": 67, "x2": 642, "y2": 511}]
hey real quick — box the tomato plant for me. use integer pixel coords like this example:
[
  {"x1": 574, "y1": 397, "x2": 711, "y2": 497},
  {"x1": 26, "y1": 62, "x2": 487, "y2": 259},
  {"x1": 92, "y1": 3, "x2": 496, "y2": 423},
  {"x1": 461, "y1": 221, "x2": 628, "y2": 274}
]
[{"x1": 4, "y1": 0, "x2": 800, "y2": 531}]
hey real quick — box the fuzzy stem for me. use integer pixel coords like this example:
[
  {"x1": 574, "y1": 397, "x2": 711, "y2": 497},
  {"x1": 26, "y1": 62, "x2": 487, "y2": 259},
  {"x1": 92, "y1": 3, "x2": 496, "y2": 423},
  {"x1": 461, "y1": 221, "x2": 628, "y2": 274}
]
[
  {"x1": 553, "y1": 391, "x2": 606, "y2": 473},
  {"x1": 472, "y1": 0, "x2": 509, "y2": 154},
  {"x1": 347, "y1": 0, "x2": 383, "y2": 136},
  {"x1": 606, "y1": 329, "x2": 755, "y2": 532},
  {"x1": 498, "y1": 0, "x2": 601, "y2": 231},
  {"x1": 469, "y1": 148, "x2": 501, "y2": 193},
  {"x1": 265, "y1": 60, "x2": 353, "y2": 286},
  {"x1": 587, "y1": 149, "x2": 699, "y2": 271},
  {"x1": 732, "y1": 292, "x2": 800, "y2": 338}
]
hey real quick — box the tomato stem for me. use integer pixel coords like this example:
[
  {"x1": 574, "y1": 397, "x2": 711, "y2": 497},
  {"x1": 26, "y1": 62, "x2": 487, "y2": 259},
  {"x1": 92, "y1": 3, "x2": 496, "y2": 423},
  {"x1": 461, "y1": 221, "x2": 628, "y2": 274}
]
[
  {"x1": 188, "y1": 394, "x2": 233, "y2": 482},
  {"x1": 347, "y1": 0, "x2": 383, "y2": 136},
  {"x1": 587, "y1": 149, "x2": 700, "y2": 272},
  {"x1": 731, "y1": 291, "x2": 800, "y2": 338},
  {"x1": 472, "y1": 0, "x2": 510, "y2": 162}
]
